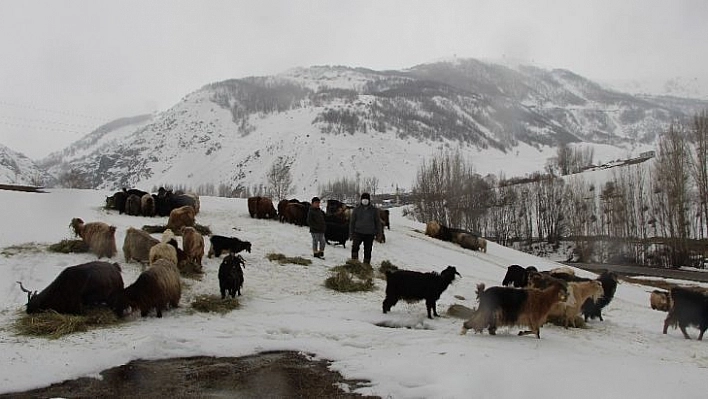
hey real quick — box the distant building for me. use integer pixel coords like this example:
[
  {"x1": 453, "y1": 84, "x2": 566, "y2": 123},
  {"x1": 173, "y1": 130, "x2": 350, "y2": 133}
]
[{"x1": 639, "y1": 151, "x2": 656, "y2": 159}]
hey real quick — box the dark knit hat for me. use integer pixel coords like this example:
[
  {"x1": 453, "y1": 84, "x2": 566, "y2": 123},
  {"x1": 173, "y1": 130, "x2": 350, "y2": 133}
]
[
  {"x1": 311, "y1": 196, "x2": 320, "y2": 203},
  {"x1": 361, "y1": 193, "x2": 371, "y2": 200}
]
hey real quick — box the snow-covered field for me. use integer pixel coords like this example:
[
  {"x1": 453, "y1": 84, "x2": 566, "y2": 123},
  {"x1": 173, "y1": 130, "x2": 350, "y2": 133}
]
[{"x1": 1, "y1": 189, "x2": 706, "y2": 398}]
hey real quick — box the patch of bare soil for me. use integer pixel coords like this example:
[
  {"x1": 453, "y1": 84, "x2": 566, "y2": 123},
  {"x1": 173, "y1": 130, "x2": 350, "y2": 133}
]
[{"x1": 0, "y1": 351, "x2": 379, "y2": 399}]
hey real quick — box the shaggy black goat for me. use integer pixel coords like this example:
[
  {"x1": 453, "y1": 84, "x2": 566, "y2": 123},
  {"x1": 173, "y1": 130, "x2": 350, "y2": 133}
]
[
  {"x1": 218, "y1": 254, "x2": 245, "y2": 298},
  {"x1": 581, "y1": 271, "x2": 619, "y2": 321},
  {"x1": 383, "y1": 265, "x2": 461, "y2": 319},
  {"x1": 501, "y1": 265, "x2": 538, "y2": 287},
  {"x1": 208, "y1": 235, "x2": 252, "y2": 258},
  {"x1": 663, "y1": 287, "x2": 708, "y2": 340}
]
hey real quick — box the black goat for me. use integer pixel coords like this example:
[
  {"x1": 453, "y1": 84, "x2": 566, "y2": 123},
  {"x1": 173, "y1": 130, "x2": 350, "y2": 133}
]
[
  {"x1": 501, "y1": 265, "x2": 538, "y2": 287},
  {"x1": 663, "y1": 287, "x2": 708, "y2": 340},
  {"x1": 581, "y1": 271, "x2": 619, "y2": 321},
  {"x1": 383, "y1": 265, "x2": 461, "y2": 319},
  {"x1": 218, "y1": 254, "x2": 245, "y2": 299},
  {"x1": 208, "y1": 235, "x2": 252, "y2": 258}
]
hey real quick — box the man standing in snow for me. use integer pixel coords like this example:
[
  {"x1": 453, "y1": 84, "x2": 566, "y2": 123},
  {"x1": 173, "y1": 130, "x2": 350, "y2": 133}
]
[
  {"x1": 307, "y1": 196, "x2": 327, "y2": 259},
  {"x1": 349, "y1": 192, "x2": 381, "y2": 265}
]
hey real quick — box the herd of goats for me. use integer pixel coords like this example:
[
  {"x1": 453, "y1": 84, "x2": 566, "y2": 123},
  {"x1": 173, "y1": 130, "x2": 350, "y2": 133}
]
[{"x1": 13, "y1": 188, "x2": 708, "y2": 341}]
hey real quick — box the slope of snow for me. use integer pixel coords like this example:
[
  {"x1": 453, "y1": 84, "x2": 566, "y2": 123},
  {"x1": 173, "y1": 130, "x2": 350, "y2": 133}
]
[{"x1": 0, "y1": 189, "x2": 706, "y2": 398}]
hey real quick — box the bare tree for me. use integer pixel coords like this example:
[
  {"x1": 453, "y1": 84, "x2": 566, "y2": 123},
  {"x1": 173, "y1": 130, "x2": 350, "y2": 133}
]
[
  {"x1": 690, "y1": 111, "x2": 708, "y2": 239},
  {"x1": 267, "y1": 156, "x2": 293, "y2": 200}
]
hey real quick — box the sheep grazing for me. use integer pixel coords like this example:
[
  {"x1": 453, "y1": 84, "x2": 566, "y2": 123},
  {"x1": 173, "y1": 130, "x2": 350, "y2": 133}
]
[
  {"x1": 141, "y1": 193, "x2": 156, "y2": 217},
  {"x1": 461, "y1": 281, "x2": 568, "y2": 339},
  {"x1": 547, "y1": 280, "x2": 604, "y2": 328},
  {"x1": 70, "y1": 217, "x2": 117, "y2": 258},
  {"x1": 182, "y1": 226, "x2": 204, "y2": 271},
  {"x1": 112, "y1": 258, "x2": 181, "y2": 318},
  {"x1": 123, "y1": 227, "x2": 159, "y2": 264},
  {"x1": 208, "y1": 235, "x2": 252, "y2": 258},
  {"x1": 166, "y1": 205, "x2": 196, "y2": 232},
  {"x1": 581, "y1": 271, "x2": 619, "y2": 321},
  {"x1": 148, "y1": 229, "x2": 178, "y2": 266},
  {"x1": 502, "y1": 265, "x2": 538, "y2": 287},
  {"x1": 218, "y1": 254, "x2": 245, "y2": 298},
  {"x1": 383, "y1": 265, "x2": 461, "y2": 319},
  {"x1": 662, "y1": 287, "x2": 708, "y2": 340},
  {"x1": 650, "y1": 290, "x2": 671, "y2": 311}
]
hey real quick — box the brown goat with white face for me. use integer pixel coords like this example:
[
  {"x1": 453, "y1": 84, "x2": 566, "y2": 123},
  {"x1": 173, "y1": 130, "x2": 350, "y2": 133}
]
[
  {"x1": 70, "y1": 217, "x2": 117, "y2": 258},
  {"x1": 181, "y1": 226, "x2": 204, "y2": 271},
  {"x1": 548, "y1": 280, "x2": 604, "y2": 328}
]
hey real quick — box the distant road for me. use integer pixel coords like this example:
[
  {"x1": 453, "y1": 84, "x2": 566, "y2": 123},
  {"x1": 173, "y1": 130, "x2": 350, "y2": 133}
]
[{"x1": 563, "y1": 262, "x2": 708, "y2": 283}]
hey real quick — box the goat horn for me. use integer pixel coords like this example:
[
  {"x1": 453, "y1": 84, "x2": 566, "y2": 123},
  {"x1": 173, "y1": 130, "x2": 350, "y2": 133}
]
[{"x1": 16, "y1": 281, "x2": 31, "y2": 294}]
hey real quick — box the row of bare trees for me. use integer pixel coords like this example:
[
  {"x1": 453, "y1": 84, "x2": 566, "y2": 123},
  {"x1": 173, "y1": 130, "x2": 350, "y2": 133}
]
[{"x1": 411, "y1": 112, "x2": 708, "y2": 267}]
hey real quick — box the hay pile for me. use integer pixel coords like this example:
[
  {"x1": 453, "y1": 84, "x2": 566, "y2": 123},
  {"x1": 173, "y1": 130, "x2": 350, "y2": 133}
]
[
  {"x1": 266, "y1": 253, "x2": 312, "y2": 266},
  {"x1": 48, "y1": 239, "x2": 90, "y2": 254},
  {"x1": 190, "y1": 295, "x2": 240, "y2": 314},
  {"x1": 324, "y1": 260, "x2": 375, "y2": 292},
  {"x1": 14, "y1": 308, "x2": 120, "y2": 339}
]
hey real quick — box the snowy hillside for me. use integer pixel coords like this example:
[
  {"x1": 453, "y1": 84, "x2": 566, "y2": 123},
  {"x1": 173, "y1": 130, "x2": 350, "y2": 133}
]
[
  {"x1": 27, "y1": 59, "x2": 706, "y2": 193},
  {"x1": 0, "y1": 189, "x2": 706, "y2": 398},
  {"x1": 0, "y1": 143, "x2": 52, "y2": 186}
]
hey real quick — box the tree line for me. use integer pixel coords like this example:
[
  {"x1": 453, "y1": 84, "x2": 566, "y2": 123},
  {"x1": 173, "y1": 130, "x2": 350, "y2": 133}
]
[{"x1": 411, "y1": 111, "x2": 708, "y2": 268}]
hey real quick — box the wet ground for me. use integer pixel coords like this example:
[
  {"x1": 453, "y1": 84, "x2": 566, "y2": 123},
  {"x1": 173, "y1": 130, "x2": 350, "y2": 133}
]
[{"x1": 0, "y1": 351, "x2": 379, "y2": 399}]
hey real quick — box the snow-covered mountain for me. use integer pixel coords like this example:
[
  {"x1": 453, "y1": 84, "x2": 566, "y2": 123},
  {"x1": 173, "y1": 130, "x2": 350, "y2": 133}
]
[
  {"x1": 0, "y1": 143, "x2": 53, "y2": 186},
  {"x1": 17, "y1": 59, "x2": 708, "y2": 193}
]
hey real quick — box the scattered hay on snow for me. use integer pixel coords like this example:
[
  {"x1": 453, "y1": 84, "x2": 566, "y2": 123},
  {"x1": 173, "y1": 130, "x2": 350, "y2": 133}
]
[
  {"x1": 47, "y1": 239, "x2": 90, "y2": 254},
  {"x1": 266, "y1": 253, "x2": 312, "y2": 266},
  {"x1": 190, "y1": 295, "x2": 240, "y2": 314},
  {"x1": 325, "y1": 260, "x2": 375, "y2": 292},
  {"x1": 14, "y1": 308, "x2": 120, "y2": 339},
  {"x1": 446, "y1": 304, "x2": 475, "y2": 319}
]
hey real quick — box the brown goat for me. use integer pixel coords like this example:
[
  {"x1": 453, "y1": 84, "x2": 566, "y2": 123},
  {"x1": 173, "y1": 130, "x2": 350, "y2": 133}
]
[
  {"x1": 166, "y1": 205, "x2": 196, "y2": 232},
  {"x1": 123, "y1": 227, "x2": 159, "y2": 264},
  {"x1": 181, "y1": 226, "x2": 204, "y2": 271},
  {"x1": 548, "y1": 280, "x2": 603, "y2": 328},
  {"x1": 112, "y1": 259, "x2": 181, "y2": 318},
  {"x1": 461, "y1": 282, "x2": 568, "y2": 338},
  {"x1": 70, "y1": 217, "x2": 117, "y2": 258}
]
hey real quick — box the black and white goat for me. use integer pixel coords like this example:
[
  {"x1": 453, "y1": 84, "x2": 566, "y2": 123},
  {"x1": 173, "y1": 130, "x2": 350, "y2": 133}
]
[{"x1": 383, "y1": 265, "x2": 461, "y2": 319}]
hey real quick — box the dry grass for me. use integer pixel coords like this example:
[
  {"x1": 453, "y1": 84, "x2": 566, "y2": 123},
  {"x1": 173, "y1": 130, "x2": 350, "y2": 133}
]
[
  {"x1": 446, "y1": 304, "x2": 476, "y2": 319},
  {"x1": 48, "y1": 239, "x2": 90, "y2": 254},
  {"x1": 266, "y1": 253, "x2": 312, "y2": 266},
  {"x1": 1, "y1": 243, "x2": 46, "y2": 257},
  {"x1": 190, "y1": 294, "x2": 240, "y2": 314},
  {"x1": 14, "y1": 308, "x2": 120, "y2": 339},
  {"x1": 142, "y1": 224, "x2": 212, "y2": 236},
  {"x1": 325, "y1": 260, "x2": 375, "y2": 292}
]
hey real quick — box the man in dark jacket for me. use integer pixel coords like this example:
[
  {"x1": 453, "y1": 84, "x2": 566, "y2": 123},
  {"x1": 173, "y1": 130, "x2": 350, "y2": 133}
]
[
  {"x1": 349, "y1": 192, "x2": 381, "y2": 264},
  {"x1": 307, "y1": 196, "x2": 327, "y2": 258}
]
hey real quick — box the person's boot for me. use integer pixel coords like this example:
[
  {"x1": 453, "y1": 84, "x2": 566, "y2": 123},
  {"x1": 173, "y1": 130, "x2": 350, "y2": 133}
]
[{"x1": 318, "y1": 251, "x2": 325, "y2": 260}]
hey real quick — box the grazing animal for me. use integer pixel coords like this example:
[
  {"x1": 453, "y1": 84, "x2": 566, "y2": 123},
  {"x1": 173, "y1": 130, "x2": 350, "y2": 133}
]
[
  {"x1": 283, "y1": 202, "x2": 308, "y2": 225},
  {"x1": 112, "y1": 259, "x2": 181, "y2": 318},
  {"x1": 218, "y1": 254, "x2": 246, "y2": 298},
  {"x1": 122, "y1": 227, "x2": 159, "y2": 264},
  {"x1": 18, "y1": 261, "x2": 124, "y2": 314},
  {"x1": 452, "y1": 232, "x2": 486, "y2": 253},
  {"x1": 502, "y1": 265, "x2": 538, "y2": 287},
  {"x1": 379, "y1": 209, "x2": 390, "y2": 230},
  {"x1": 125, "y1": 194, "x2": 142, "y2": 216},
  {"x1": 141, "y1": 193, "x2": 156, "y2": 217},
  {"x1": 171, "y1": 192, "x2": 200, "y2": 214},
  {"x1": 650, "y1": 290, "x2": 671, "y2": 311},
  {"x1": 581, "y1": 271, "x2": 619, "y2": 321},
  {"x1": 148, "y1": 229, "x2": 178, "y2": 266},
  {"x1": 324, "y1": 216, "x2": 348, "y2": 248},
  {"x1": 383, "y1": 265, "x2": 461, "y2": 319},
  {"x1": 548, "y1": 280, "x2": 604, "y2": 328},
  {"x1": 166, "y1": 238, "x2": 188, "y2": 270},
  {"x1": 182, "y1": 226, "x2": 205, "y2": 270},
  {"x1": 461, "y1": 281, "x2": 567, "y2": 339},
  {"x1": 248, "y1": 196, "x2": 278, "y2": 219},
  {"x1": 325, "y1": 199, "x2": 347, "y2": 218},
  {"x1": 166, "y1": 205, "x2": 196, "y2": 232},
  {"x1": 106, "y1": 191, "x2": 128, "y2": 214},
  {"x1": 277, "y1": 199, "x2": 300, "y2": 222},
  {"x1": 662, "y1": 287, "x2": 708, "y2": 340},
  {"x1": 208, "y1": 235, "x2": 252, "y2": 258},
  {"x1": 70, "y1": 217, "x2": 117, "y2": 258}
]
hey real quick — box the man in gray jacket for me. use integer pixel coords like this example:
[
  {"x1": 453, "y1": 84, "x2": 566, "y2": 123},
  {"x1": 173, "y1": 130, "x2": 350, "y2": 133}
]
[{"x1": 349, "y1": 192, "x2": 381, "y2": 264}]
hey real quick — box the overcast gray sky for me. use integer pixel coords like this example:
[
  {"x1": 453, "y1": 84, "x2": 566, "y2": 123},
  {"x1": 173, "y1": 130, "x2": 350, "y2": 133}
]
[{"x1": 1, "y1": 0, "x2": 707, "y2": 159}]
